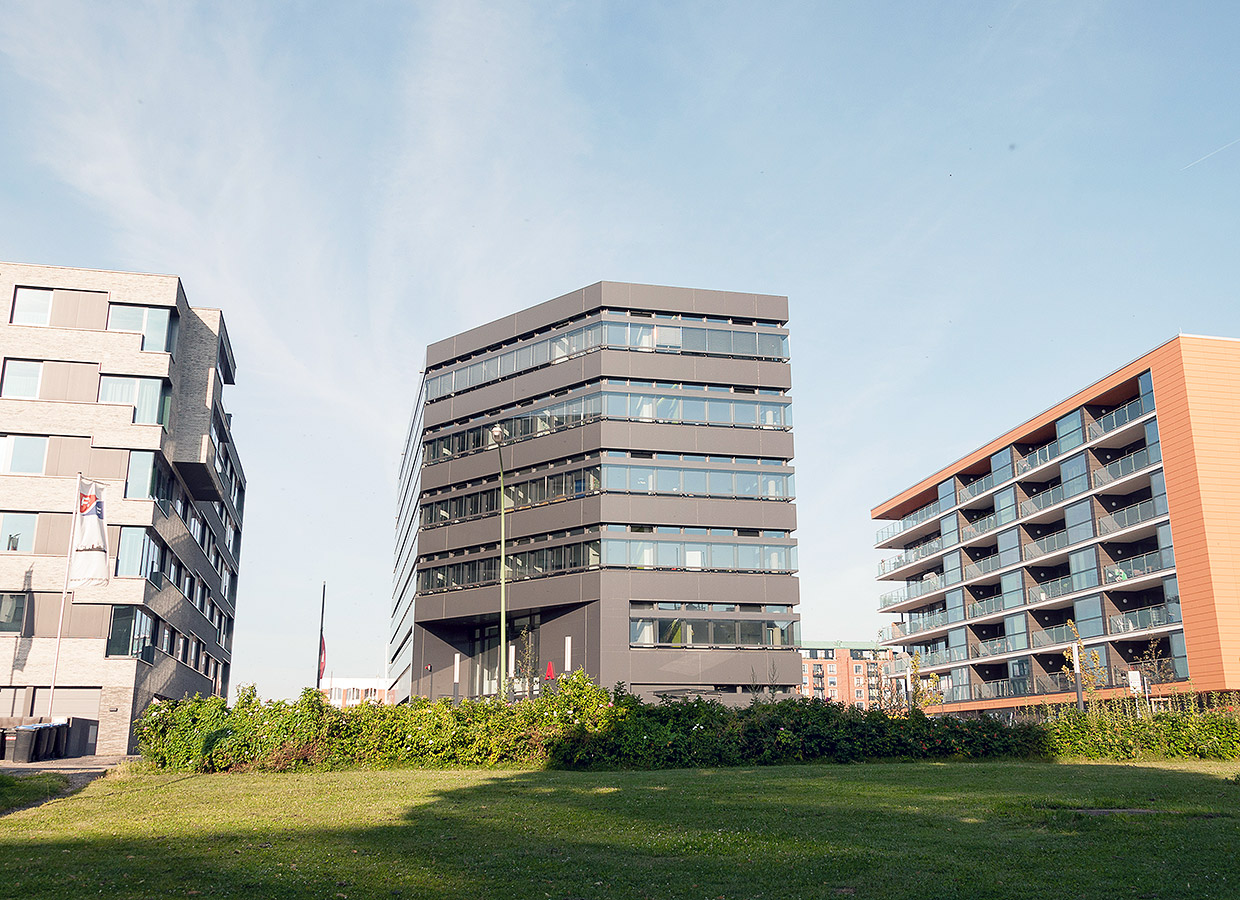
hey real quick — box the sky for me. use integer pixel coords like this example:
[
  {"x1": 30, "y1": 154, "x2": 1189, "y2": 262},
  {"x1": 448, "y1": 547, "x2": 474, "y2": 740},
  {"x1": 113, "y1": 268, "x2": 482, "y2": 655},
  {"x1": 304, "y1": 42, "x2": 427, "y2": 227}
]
[{"x1": 1, "y1": 1, "x2": 1237, "y2": 700}]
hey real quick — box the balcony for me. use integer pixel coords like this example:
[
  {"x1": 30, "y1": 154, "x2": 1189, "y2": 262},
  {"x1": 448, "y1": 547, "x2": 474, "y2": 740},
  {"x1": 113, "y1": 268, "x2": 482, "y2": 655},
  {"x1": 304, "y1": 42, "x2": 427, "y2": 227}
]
[
  {"x1": 972, "y1": 676, "x2": 1032, "y2": 700},
  {"x1": 1087, "y1": 395, "x2": 1151, "y2": 441},
  {"x1": 957, "y1": 471, "x2": 999, "y2": 505},
  {"x1": 1030, "y1": 621, "x2": 1080, "y2": 648},
  {"x1": 875, "y1": 499, "x2": 942, "y2": 545},
  {"x1": 962, "y1": 553, "x2": 1003, "y2": 581},
  {"x1": 1109, "y1": 603, "x2": 1181, "y2": 635},
  {"x1": 966, "y1": 589, "x2": 1022, "y2": 620},
  {"x1": 1023, "y1": 529, "x2": 1069, "y2": 561},
  {"x1": 878, "y1": 536, "x2": 943, "y2": 577},
  {"x1": 1092, "y1": 445, "x2": 1159, "y2": 488},
  {"x1": 960, "y1": 509, "x2": 1012, "y2": 542},
  {"x1": 879, "y1": 573, "x2": 944, "y2": 610},
  {"x1": 1019, "y1": 473, "x2": 1090, "y2": 518},
  {"x1": 1097, "y1": 497, "x2": 1163, "y2": 536},
  {"x1": 972, "y1": 635, "x2": 1026, "y2": 659},
  {"x1": 1027, "y1": 570, "x2": 1099, "y2": 603},
  {"x1": 1102, "y1": 547, "x2": 1174, "y2": 585}
]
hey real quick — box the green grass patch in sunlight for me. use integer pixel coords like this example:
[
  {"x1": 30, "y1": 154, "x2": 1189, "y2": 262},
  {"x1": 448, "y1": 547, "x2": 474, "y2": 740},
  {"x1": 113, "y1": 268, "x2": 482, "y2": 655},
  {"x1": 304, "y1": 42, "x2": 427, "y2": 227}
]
[{"x1": 2, "y1": 759, "x2": 1238, "y2": 899}]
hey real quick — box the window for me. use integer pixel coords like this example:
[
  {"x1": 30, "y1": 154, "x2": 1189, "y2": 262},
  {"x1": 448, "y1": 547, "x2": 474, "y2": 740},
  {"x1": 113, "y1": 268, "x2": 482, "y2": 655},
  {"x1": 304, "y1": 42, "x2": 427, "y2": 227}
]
[
  {"x1": 1, "y1": 512, "x2": 37, "y2": 552},
  {"x1": 1, "y1": 360, "x2": 41, "y2": 399},
  {"x1": 107, "y1": 304, "x2": 179, "y2": 353},
  {"x1": 0, "y1": 593, "x2": 26, "y2": 632},
  {"x1": 827, "y1": 664, "x2": 836, "y2": 674},
  {"x1": 855, "y1": 690, "x2": 864, "y2": 700},
  {"x1": 0, "y1": 435, "x2": 47, "y2": 474},
  {"x1": 854, "y1": 664, "x2": 862, "y2": 675},
  {"x1": 99, "y1": 376, "x2": 170, "y2": 425},
  {"x1": 10, "y1": 287, "x2": 52, "y2": 325}
]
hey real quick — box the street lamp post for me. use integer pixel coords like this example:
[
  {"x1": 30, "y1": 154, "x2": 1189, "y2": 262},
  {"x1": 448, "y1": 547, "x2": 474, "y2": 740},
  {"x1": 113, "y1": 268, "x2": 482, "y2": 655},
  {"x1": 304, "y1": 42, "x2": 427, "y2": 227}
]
[{"x1": 490, "y1": 424, "x2": 508, "y2": 701}]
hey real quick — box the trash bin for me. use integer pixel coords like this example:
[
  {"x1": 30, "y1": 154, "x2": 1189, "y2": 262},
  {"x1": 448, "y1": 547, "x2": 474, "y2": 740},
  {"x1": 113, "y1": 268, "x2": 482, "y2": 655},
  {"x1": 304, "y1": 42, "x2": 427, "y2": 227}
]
[
  {"x1": 12, "y1": 726, "x2": 38, "y2": 764},
  {"x1": 51, "y1": 723, "x2": 68, "y2": 758}
]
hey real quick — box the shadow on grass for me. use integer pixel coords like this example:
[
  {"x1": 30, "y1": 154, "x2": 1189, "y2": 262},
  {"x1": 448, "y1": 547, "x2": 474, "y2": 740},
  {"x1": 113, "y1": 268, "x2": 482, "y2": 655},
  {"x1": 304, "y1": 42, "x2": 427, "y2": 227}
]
[{"x1": 1, "y1": 761, "x2": 1237, "y2": 900}]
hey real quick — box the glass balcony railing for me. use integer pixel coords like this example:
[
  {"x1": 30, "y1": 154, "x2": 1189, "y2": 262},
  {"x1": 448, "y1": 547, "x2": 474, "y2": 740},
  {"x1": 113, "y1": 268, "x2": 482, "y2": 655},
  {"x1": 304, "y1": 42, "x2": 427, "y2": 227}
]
[
  {"x1": 1103, "y1": 547, "x2": 1174, "y2": 584},
  {"x1": 913, "y1": 646, "x2": 968, "y2": 668},
  {"x1": 1092, "y1": 445, "x2": 1159, "y2": 488},
  {"x1": 1097, "y1": 497, "x2": 1163, "y2": 536},
  {"x1": 1087, "y1": 395, "x2": 1151, "y2": 441},
  {"x1": 1034, "y1": 672, "x2": 1076, "y2": 694},
  {"x1": 1019, "y1": 474, "x2": 1090, "y2": 518},
  {"x1": 972, "y1": 635, "x2": 1027, "y2": 658},
  {"x1": 966, "y1": 589, "x2": 1023, "y2": 620},
  {"x1": 972, "y1": 677, "x2": 1032, "y2": 700},
  {"x1": 1023, "y1": 529, "x2": 1069, "y2": 561},
  {"x1": 963, "y1": 553, "x2": 1003, "y2": 581},
  {"x1": 957, "y1": 471, "x2": 999, "y2": 505},
  {"x1": 1027, "y1": 570, "x2": 1100, "y2": 604},
  {"x1": 960, "y1": 508, "x2": 1016, "y2": 542},
  {"x1": 1109, "y1": 603, "x2": 1181, "y2": 635},
  {"x1": 879, "y1": 573, "x2": 945, "y2": 609},
  {"x1": 877, "y1": 537, "x2": 943, "y2": 576},
  {"x1": 875, "y1": 499, "x2": 942, "y2": 544},
  {"x1": 1030, "y1": 622, "x2": 1080, "y2": 648}
]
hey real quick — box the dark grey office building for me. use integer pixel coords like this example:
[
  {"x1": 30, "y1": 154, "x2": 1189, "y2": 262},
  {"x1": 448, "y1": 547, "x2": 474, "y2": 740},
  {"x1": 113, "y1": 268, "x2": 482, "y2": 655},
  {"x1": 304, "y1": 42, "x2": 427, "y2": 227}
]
[{"x1": 390, "y1": 282, "x2": 800, "y2": 703}]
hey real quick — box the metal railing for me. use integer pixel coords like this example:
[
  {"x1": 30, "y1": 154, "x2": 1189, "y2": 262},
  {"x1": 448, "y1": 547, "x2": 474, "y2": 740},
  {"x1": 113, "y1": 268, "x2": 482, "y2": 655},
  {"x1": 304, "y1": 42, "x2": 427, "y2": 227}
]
[
  {"x1": 877, "y1": 536, "x2": 943, "y2": 577},
  {"x1": 1087, "y1": 395, "x2": 1151, "y2": 441},
  {"x1": 972, "y1": 677, "x2": 1032, "y2": 700},
  {"x1": 957, "y1": 471, "x2": 999, "y2": 505},
  {"x1": 1027, "y1": 570, "x2": 1100, "y2": 603},
  {"x1": 1109, "y1": 603, "x2": 1181, "y2": 634},
  {"x1": 1023, "y1": 529, "x2": 1069, "y2": 561},
  {"x1": 1092, "y1": 445, "x2": 1159, "y2": 488},
  {"x1": 1097, "y1": 497, "x2": 1162, "y2": 536},
  {"x1": 972, "y1": 635, "x2": 1027, "y2": 658},
  {"x1": 966, "y1": 589, "x2": 1024, "y2": 620},
  {"x1": 875, "y1": 498, "x2": 942, "y2": 544},
  {"x1": 1030, "y1": 621, "x2": 1080, "y2": 648},
  {"x1": 879, "y1": 573, "x2": 945, "y2": 609},
  {"x1": 1102, "y1": 547, "x2": 1174, "y2": 584},
  {"x1": 1019, "y1": 473, "x2": 1090, "y2": 518}
]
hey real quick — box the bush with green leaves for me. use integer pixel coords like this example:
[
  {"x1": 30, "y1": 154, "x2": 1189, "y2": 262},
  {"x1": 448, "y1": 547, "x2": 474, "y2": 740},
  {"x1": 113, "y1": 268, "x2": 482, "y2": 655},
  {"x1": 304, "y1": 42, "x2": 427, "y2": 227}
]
[{"x1": 137, "y1": 672, "x2": 1060, "y2": 772}]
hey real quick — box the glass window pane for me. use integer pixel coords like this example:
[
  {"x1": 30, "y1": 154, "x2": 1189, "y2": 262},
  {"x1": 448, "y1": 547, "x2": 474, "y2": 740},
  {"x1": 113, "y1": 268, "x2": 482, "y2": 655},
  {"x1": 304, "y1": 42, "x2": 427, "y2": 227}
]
[
  {"x1": 708, "y1": 470, "x2": 733, "y2": 496},
  {"x1": 1, "y1": 513, "x2": 38, "y2": 552},
  {"x1": 656, "y1": 468, "x2": 681, "y2": 493},
  {"x1": 736, "y1": 544, "x2": 761, "y2": 569},
  {"x1": 683, "y1": 470, "x2": 707, "y2": 494},
  {"x1": 2, "y1": 361, "x2": 41, "y2": 399},
  {"x1": 710, "y1": 543, "x2": 736, "y2": 568},
  {"x1": 736, "y1": 472, "x2": 760, "y2": 497},
  {"x1": 11, "y1": 288, "x2": 51, "y2": 325},
  {"x1": 707, "y1": 330, "x2": 731, "y2": 354},
  {"x1": 8, "y1": 436, "x2": 47, "y2": 474},
  {"x1": 732, "y1": 331, "x2": 757, "y2": 355},
  {"x1": 757, "y1": 333, "x2": 783, "y2": 357},
  {"x1": 707, "y1": 400, "x2": 732, "y2": 424},
  {"x1": 682, "y1": 327, "x2": 707, "y2": 352},
  {"x1": 0, "y1": 592, "x2": 26, "y2": 632},
  {"x1": 629, "y1": 467, "x2": 653, "y2": 492},
  {"x1": 682, "y1": 398, "x2": 706, "y2": 421}
]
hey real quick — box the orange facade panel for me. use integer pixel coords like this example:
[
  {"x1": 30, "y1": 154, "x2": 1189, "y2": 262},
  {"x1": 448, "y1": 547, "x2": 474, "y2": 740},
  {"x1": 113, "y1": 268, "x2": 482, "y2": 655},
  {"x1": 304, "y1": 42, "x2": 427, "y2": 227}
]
[{"x1": 1155, "y1": 336, "x2": 1240, "y2": 692}]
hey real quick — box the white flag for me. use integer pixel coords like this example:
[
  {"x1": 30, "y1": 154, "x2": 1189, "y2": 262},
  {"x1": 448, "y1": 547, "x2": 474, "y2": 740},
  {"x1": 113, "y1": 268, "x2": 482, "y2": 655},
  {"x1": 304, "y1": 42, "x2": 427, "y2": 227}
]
[{"x1": 68, "y1": 477, "x2": 110, "y2": 588}]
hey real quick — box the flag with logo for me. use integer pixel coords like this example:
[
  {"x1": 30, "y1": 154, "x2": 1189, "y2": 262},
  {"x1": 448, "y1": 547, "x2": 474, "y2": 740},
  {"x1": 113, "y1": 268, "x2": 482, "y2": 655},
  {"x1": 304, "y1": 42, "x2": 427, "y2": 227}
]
[{"x1": 68, "y1": 476, "x2": 110, "y2": 588}]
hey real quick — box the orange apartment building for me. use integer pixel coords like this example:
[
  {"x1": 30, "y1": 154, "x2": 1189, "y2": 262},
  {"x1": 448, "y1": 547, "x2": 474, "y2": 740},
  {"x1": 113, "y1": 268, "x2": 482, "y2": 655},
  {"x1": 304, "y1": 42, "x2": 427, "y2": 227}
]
[
  {"x1": 872, "y1": 334, "x2": 1240, "y2": 713},
  {"x1": 797, "y1": 642, "x2": 893, "y2": 708}
]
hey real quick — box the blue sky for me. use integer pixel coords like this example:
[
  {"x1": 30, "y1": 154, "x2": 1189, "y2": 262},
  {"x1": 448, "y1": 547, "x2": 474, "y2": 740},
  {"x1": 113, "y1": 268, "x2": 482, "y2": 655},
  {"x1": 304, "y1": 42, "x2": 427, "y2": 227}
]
[{"x1": 2, "y1": 2, "x2": 1237, "y2": 699}]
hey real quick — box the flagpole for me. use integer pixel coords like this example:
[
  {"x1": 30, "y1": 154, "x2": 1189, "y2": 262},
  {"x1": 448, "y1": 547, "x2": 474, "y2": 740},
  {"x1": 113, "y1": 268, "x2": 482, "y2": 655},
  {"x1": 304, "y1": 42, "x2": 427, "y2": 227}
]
[
  {"x1": 316, "y1": 582, "x2": 326, "y2": 690},
  {"x1": 48, "y1": 474, "x2": 81, "y2": 717}
]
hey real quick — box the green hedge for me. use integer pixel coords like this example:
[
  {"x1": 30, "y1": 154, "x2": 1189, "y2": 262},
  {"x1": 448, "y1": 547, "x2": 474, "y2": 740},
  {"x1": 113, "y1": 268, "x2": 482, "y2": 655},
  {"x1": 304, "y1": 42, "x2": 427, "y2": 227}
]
[
  {"x1": 1040, "y1": 693, "x2": 1240, "y2": 760},
  {"x1": 134, "y1": 675, "x2": 1240, "y2": 773},
  {"x1": 136, "y1": 672, "x2": 1049, "y2": 772}
]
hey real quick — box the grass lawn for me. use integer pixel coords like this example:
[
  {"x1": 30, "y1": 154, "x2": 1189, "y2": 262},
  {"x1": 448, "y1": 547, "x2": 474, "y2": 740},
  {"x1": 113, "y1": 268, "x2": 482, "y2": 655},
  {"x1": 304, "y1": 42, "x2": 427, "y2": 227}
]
[
  {"x1": 0, "y1": 773, "x2": 68, "y2": 814},
  {"x1": 1, "y1": 759, "x2": 1237, "y2": 900}
]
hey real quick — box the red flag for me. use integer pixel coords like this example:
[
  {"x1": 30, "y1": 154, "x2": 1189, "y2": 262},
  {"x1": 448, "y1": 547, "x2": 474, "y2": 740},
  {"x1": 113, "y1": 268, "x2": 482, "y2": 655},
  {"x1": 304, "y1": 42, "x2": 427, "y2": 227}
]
[
  {"x1": 545, "y1": 661, "x2": 555, "y2": 681},
  {"x1": 319, "y1": 634, "x2": 327, "y2": 682}
]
